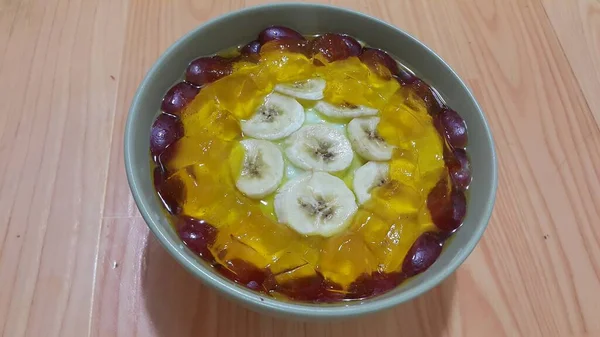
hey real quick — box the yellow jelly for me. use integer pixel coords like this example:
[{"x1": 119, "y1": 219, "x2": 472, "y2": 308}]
[{"x1": 161, "y1": 49, "x2": 445, "y2": 290}]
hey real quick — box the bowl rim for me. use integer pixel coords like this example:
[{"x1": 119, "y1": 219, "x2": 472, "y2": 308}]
[{"x1": 125, "y1": 2, "x2": 498, "y2": 318}]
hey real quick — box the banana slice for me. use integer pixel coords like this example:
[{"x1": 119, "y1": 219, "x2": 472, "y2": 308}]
[
  {"x1": 353, "y1": 161, "x2": 390, "y2": 204},
  {"x1": 314, "y1": 101, "x2": 378, "y2": 118},
  {"x1": 347, "y1": 117, "x2": 394, "y2": 161},
  {"x1": 241, "y1": 93, "x2": 305, "y2": 140},
  {"x1": 275, "y1": 172, "x2": 358, "y2": 236},
  {"x1": 234, "y1": 139, "x2": 284, "y2": 199},
  {"x1": 274, "y1": 78, "x2": 326, "y2": 100},
  {"x1": 285, "y1": 124, "x2": 354, "y2": 172}
]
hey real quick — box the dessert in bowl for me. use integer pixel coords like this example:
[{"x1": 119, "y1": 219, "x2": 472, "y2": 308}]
[{"x1": 125, "y1": 3, "x2": 497, "y2": 318}]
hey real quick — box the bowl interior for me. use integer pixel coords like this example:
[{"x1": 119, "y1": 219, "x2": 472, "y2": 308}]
[{"x1": 125, "y1": 3, "x2": 497, "y2": 318}]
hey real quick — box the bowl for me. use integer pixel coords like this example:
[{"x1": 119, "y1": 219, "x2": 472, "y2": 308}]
[{"x1": 124, "y1": 3, "x2": 497, "y2": 319}]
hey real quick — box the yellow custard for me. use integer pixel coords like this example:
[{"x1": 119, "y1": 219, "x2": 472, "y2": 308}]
[{"x1": 160, "y1": 49, "x2": 445, "y2": 289}]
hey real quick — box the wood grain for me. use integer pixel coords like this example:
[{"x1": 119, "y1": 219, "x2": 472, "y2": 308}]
[
  {"x1": 540, "y1": 0, "x2": 600, "y2": 125},
  {"x1": 1, "y1": 0, "x2": 599, "y2": 336},
  {"x1": 0, "y1": 0, "x2": 128, "y2": 336}
]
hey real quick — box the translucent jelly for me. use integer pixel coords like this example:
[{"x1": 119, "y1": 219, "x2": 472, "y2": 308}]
[{"x1": 150, "y1": 28, "x2": 470, "y2": 302}]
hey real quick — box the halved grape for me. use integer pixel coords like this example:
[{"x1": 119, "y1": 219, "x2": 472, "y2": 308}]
[
  {"x1": 177, "y1": 216, "x2": 218, "y2": 261},
  {"x1": 446, "y1": 148, "x2": 472, "y2": 191},
  {"x1": 153, "y1": 167, "x2": 185, "y2": 215},
  {"x1": 359, "y1": 48, "x2": 400, "y2": 78},
  {"x1": 427, "y1": 178, "x2": 467, "y2": 232},
  {"x1": 434, "y1": 108, "x2": 468, "y2": 148},
  {"x1": 410, "y1": 80, "x2": 444, "y2": 115},
  {"x1": 150, "y1": 113, "x2": 183, "y2": 158},
  {"x1": 185, "y1": 56, "x2": 233, "y2": 86},
  {"x1": 240, "y1": 40, "x2": 261, "y2": 55},
  {"x1": 258, "y1": 26, "x2": 305, "y2": 44},
  {"x1": 402, "y1": 232, "x2": 444, "y2": 277},
  {"x1": 161, "y1": 82, "x2": 200, "y2": 115},
  {"x1": 309, "y1": 33, "x2": 362, "y2": 62}
]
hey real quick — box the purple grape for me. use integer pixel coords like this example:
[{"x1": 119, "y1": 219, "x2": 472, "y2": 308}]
[
  {"x1": 434, "y1": 108, "x2": 468, "y2": 149},
  {"x1": 217, "y1": 259, "x2": 268, "y2": 290},
  {"x1": 393, "y1": 69, "x2": 418, "y2": 86},
  {"x1": 150, "y1": 113, "x2": 183, "y2": 158},
  {"x1": 410, "y1": 79, "x2": 445, "y2": 115},
  {"x1": 260, "y1": 38, "x2": 310, "y2": 56},
  {"x1": 275, "y1": 273, "x2": 325, "y2": 301},
  {"x1": 272, "y1": 273, "x2": 345, "y2": 303},
  {"x1": 153, "y1": 167, "x2": 185, "y2": 215},
  {"x1": 446, "y1": 148, "x2": 472, "y2": 191},
  {"x1": 427, "y1": 178, "x2": 467, "y2": 232},
  {"x1": 153, "y1": 166, "x2": 167, "y2": 188},
  {"x1": 177, "y1": 216, "x2": 218, "y2": 261},
  {"x1": 402, "y1": 232, "x2": 444, "y2": 277},
  {"x1": 346, "y1": 272, "x2": 403, "y2": 299},
  {"x1": 185, "y1": 56, "x2": 233, "y2": 86},
  {"x1": 310, "y1": 33, "x2": 361, "y2": 62},
  {"x1": 240, "y1": 40, "x2": 261, "y2": 55},
  {"x1": 340, "y1": 35, "x2": 362, "y2": 56},
  {"x1": 258, "y1": 26, "x2": 305, "y2": 44},
  {"x1": 359, "y1": 47, "x2": 400, "y2": 78},
  {"x1": 161, "y1": 82, "x2": 200, "y2": 115}
]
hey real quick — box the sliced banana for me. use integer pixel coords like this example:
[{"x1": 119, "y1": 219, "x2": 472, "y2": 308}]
[
  {"x1": 234, "y1": 139, "x2": 284, "y2": 199},
  {"x1": 314, "y1": 101, "x2": 378, "y2": 118},
  {"x1": 285, "y1": 124, "x2": 354, "y2": 172},
  {"x1": 353, "y1": 161, "x2": 390, "y2": 205},
  {"x1": 275, "y1": 172, "x2": 358, "y2": 236},
  {"x1": 241, "y1": 93, "x2": 305, "y2": 140},
  {"x1": 347, "y1": 117, "x2": 394, "y2": 161},
  {"x1": 274, "y1": 78, "x2": 326, "y2": 100}
]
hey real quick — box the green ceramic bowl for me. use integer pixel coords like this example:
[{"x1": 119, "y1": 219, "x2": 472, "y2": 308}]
[{"x1": 125, "y1": 3, "x2": 497, "y2": 319}]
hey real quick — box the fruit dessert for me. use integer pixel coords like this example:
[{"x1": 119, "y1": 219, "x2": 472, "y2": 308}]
[{"x1": 150, "y1": 26, "x2": 471, "y2": 302}]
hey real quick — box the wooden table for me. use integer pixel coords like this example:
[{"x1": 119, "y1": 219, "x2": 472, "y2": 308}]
[{"x1": 1, "y1": 0, "x2": 599, "y2": 336}]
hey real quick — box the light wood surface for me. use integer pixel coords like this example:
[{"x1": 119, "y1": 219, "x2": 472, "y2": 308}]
[{"x1": 1, "y1": 0, "x2": 599, "y2": 336}]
